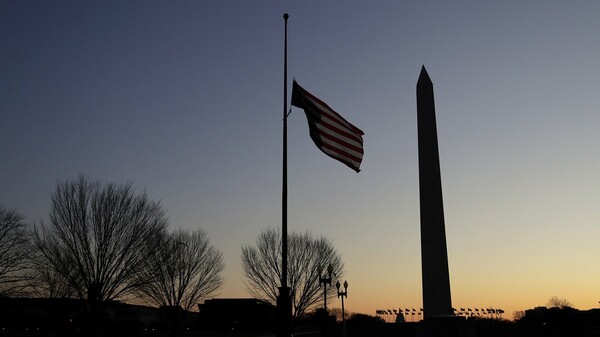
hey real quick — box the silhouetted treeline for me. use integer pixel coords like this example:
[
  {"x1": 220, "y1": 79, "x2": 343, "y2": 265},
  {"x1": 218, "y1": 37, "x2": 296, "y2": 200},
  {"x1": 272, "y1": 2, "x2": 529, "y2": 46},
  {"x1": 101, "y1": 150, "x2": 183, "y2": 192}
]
[
  {"x1": 0, "y1": 297, "x2": 198, "y2": 335},
  {"x1": 1, "y1": 176, "x2": 223, "y2": 304},
  {"x1": 1, "y1": 176, "x2": 225, "y2": 335},
  {"x1": 518, "y1": 306, "x2": 600, "y2": 328}
]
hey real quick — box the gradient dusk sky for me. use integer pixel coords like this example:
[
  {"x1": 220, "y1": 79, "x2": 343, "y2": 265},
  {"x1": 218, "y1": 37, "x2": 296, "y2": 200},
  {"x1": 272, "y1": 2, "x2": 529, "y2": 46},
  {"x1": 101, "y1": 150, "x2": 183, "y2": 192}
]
[{"x1": 2, "y1": 1, "x2": 600, "y2": 319}]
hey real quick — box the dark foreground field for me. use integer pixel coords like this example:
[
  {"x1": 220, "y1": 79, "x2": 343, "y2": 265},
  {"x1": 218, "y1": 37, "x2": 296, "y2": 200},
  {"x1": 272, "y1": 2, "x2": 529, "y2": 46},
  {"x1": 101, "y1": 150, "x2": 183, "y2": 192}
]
[{"x1": 3, "y1": 322, "x2": 600, "y2": 337}]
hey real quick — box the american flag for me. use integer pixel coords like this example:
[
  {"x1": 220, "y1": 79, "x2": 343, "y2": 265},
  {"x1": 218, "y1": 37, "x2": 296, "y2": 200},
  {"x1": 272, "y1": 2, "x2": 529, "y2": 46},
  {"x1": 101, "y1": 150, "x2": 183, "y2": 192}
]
[{"x1": 291, "y1": 80, "x2": 364, "y2": 172}]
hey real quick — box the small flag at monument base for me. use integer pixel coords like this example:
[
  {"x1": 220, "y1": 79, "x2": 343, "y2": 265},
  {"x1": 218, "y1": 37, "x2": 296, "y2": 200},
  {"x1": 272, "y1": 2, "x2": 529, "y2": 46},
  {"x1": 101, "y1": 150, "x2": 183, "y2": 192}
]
[{"x1": 291, "y1": 80, "x2": 364, "y2": 172}]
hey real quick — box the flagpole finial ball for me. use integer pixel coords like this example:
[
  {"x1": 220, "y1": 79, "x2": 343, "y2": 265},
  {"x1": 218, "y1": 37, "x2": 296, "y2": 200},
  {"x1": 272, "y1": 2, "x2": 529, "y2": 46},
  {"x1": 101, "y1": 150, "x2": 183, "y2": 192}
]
[{"x1": 283, "y1": 13, "x2": 289, "y2": 20}]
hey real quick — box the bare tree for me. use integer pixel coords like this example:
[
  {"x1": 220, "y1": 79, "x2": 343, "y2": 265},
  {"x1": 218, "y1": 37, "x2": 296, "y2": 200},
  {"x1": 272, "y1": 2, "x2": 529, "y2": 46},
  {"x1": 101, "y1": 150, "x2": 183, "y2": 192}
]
[
  {"x1": 329, "y1": 307, "x2": 350, "y2": 323},
  {"x1": 28, "y1": 247, "x2": 75, "y2": 298},
  {"x1": 547, "y1": 296, "x2": 573, "y2": 309},
  {"x1": 137, "y1": 228, "x2": 224, "y2": 311},
  {"x1": 0, "y1": 206, "x2": 30, "y2": 296},
  {"x1": 241, "y1": 227, "x2": 344, "y2": 319},
  {"x1": 512, "y1": 310, "x2": 526, "y2": 321},
  {"x1": 33, "y1": 176, "x2": 167, "y2": 305}
]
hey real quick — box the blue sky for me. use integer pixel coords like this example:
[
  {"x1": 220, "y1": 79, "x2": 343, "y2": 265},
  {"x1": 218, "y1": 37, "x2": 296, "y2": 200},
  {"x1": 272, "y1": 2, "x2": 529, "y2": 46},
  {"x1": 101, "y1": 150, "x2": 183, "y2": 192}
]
[{"x1": 2, "y1": 1, "x2": 600, "y2": 318}]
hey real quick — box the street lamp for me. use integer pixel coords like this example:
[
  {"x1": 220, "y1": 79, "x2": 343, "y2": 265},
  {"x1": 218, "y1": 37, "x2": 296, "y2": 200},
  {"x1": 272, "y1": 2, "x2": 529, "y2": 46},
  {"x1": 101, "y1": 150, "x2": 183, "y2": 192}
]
[
  {"x1": 318, "y1": 264, "x2": 334, "y2": 311},
  {"x1": 336, "y1": 280, "x2": 348, "y2": 337}
]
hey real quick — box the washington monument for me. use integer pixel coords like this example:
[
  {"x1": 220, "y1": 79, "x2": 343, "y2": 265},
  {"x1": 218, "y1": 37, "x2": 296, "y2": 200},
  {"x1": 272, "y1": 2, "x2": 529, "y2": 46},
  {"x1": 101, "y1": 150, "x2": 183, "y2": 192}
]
[{"x1": 417, "y1": 66, "x2": 453, "y2": 320}]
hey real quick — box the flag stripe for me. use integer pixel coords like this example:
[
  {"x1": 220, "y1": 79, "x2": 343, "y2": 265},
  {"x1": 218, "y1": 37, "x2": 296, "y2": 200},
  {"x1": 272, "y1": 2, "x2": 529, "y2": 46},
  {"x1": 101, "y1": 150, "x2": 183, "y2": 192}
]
[
  {"x1": 291, "y1": 80, "x2": 364, "y2": 172},
  {"x1": 302, "y1": 99, "x2": 364, "y2": 149},
  {"x1": 316, "y1": 128, "x2": 364, "y2": 161},
  {"x1": 315, "y1": 114, "x2": 364, "y2": 150},
  {"x1": 305, "y1": 96, "x2": 364, "y2": 139},
  {"x1": 321, "y1": 140, "x2": 362, "y2": 164},
  {"x1": 300, "y1": 89, "x2": 364, "y2": 141},
  {"x1": 315, "y1": 121, "x2": 364, "y2": 155},
  {"x1": 296, "y1": 83, "x2": 364, "y2": 135}
]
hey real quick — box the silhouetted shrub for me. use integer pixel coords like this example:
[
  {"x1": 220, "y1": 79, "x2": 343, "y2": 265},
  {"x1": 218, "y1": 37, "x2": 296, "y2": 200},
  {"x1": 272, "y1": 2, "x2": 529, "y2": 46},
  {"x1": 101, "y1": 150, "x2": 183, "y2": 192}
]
[{"x1": 347, "y1": 313, "x2": 385, "y2": 325}]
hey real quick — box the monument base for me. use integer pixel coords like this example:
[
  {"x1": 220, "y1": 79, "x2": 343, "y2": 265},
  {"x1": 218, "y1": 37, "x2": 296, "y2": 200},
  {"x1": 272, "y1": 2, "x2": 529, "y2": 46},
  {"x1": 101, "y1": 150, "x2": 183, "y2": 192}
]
[{"x1": 417, "y1": 316, "x2": 475, "y2": 337}]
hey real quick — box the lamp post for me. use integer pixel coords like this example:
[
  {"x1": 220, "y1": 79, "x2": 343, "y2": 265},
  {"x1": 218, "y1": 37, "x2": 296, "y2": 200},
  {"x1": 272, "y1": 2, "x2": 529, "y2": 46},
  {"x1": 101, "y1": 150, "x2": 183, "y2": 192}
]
[
  {"x1": 318, "y1": 264, "x2": 334, "y2": 311},
  {"x1": 336, "y1": 280, "x2": 348, "y2": 337}
]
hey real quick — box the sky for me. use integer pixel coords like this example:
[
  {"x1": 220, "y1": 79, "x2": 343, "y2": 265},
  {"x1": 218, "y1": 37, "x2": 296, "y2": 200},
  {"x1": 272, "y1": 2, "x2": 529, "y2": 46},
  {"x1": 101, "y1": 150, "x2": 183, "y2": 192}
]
[{"x1": 2, "y1": 1, "x2": 600, "y2": 320}]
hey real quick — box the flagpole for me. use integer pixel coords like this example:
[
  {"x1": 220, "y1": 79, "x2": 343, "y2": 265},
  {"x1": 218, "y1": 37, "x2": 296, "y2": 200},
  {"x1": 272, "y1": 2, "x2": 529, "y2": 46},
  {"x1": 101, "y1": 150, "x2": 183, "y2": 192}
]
[
  {"x1": 282, "y1": 12, "x2": 288, "y2": 293},
  {"x1": 277, "y1": 12, "x2": 292, "y2": 337}
]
